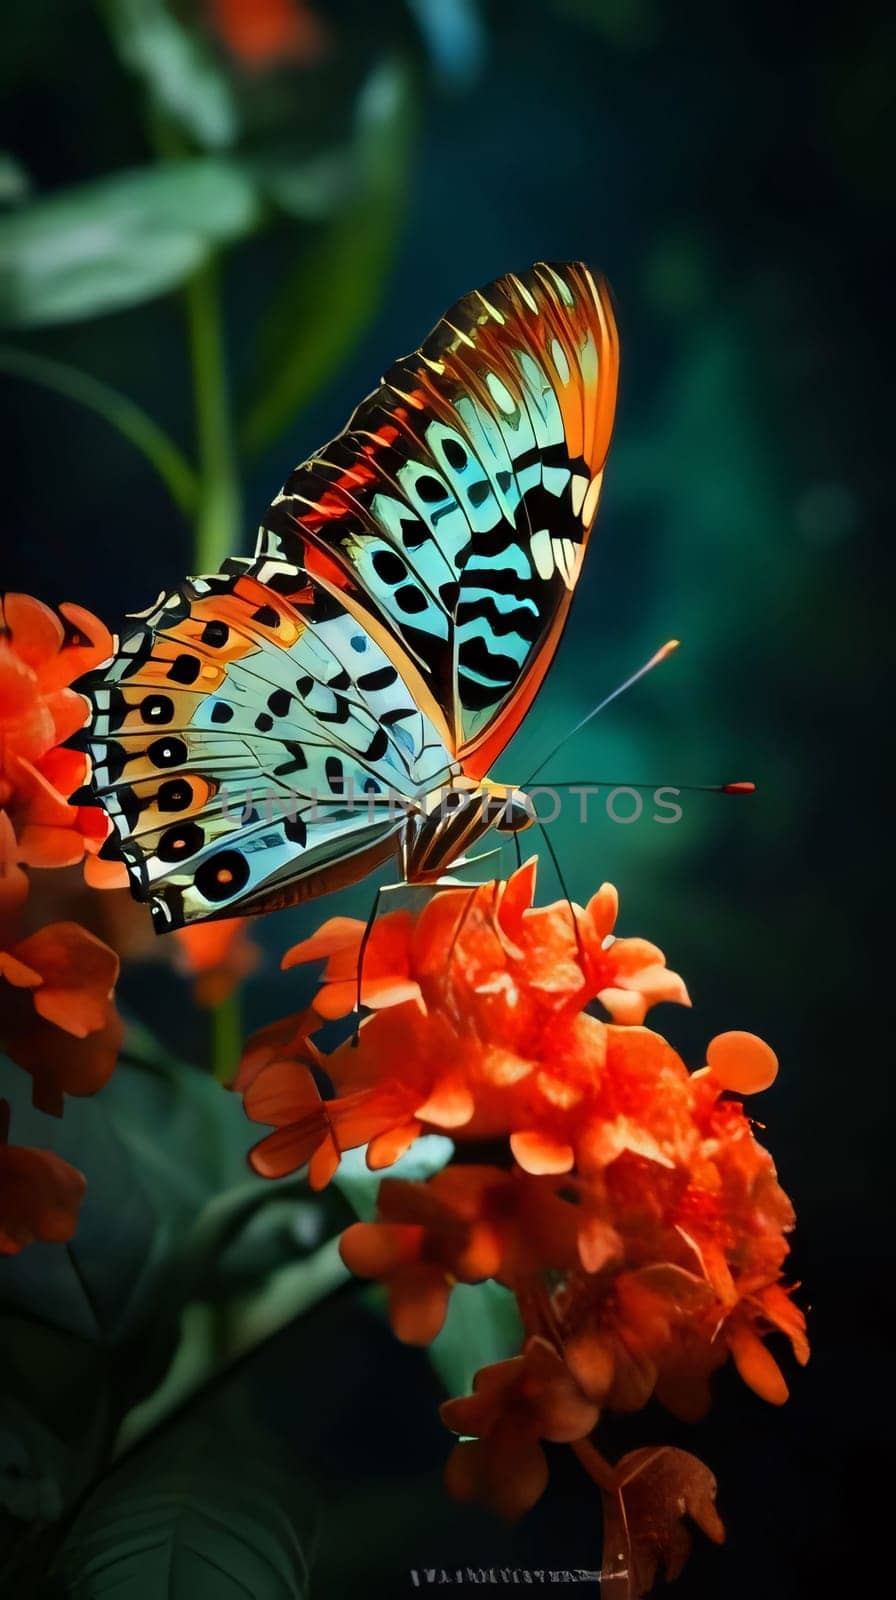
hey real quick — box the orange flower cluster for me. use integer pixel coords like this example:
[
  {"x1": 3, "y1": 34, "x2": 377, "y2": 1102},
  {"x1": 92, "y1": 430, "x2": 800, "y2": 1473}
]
[
  {"x1": 236, "y1": 861, "x2": 689, "y2": 1184},
  {"x1": 0, "y1": 592, "x2": 113, "y2": 875},
  {"x1": 1, "y1": 593, "x2": 122, "y2": 1254},
  {"x1": 237, "y1": 863, "x2": 808, "y2": 1564},
  {"x1": 173, "y1": 916, "x2": 261, "y2": 1009}
]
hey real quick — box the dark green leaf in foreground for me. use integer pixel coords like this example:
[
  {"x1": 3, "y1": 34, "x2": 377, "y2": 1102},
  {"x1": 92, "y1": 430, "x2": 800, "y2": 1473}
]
[
  {"x1": 45, "y1": 1400, "x2": 316, "y2": 1599},
  {"x1": 0, "y1": 160, "x2": 260, "y2": 329},
  {"x1": 0, "y1": 1029, "x2": 288, "y2": 1540}
]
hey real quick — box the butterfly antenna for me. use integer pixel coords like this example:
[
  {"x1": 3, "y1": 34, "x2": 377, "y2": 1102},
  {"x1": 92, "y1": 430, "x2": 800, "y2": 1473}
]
[
  {"x1": 546, "y1": 780, "x2": 757, "y2": 795},
  {"x1": 524, "y1": 638, "x2": 680, "y2": 786}
]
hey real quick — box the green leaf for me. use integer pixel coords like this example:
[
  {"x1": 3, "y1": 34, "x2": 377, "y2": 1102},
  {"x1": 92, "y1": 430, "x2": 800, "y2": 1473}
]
[
  {"x1": 428, "y1": 1280, "x2": 524, "y2": 1400},
  {"x1": 47, "y1": 1399, "x2": 317, "y2": 1598},
  {"x1": 0, "y1": 159, "x2": 261, "y2": 329},
  {"x1": 240, "y1": 55, "x2": 419, "y2": 458},
  {"x1": 247, "y1": 146, "x2": 354, "y2": 222},
  {"x1": 101, "y1": 0, "x2": 240, "y2": 151},
  {"x1": 0, "y1": 1034, "x2": 260, "y2": 1530},
  {"x1": 0, "y1": 1065, "x2": 179, "y2": 1533},
  {"x1": 0, "y1": 344, "x2": 198, "y2": 515}
]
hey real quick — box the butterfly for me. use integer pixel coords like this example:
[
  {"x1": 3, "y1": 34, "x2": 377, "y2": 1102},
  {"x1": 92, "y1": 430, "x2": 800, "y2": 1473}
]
[{"x1": 74, "y1": 261, "x2": 619, "y2": 931}]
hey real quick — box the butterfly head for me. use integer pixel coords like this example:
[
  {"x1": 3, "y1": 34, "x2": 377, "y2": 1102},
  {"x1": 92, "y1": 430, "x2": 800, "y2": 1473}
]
[{"x1": 481, "y1": 780, "x2": 536, "y2": 835}]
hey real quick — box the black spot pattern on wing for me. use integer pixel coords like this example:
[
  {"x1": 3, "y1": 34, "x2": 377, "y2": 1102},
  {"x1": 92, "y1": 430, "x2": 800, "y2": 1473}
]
[{"x1": 76, "y1": 566, "x2": 455, "y2": 928}]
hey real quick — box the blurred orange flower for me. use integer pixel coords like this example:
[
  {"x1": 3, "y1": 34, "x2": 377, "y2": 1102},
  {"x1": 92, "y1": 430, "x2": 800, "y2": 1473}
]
[
  {"x1": 173, "y1": 916, "x2": 261, "y2": 1008},
  {"x1": 0, "y1": 1099, "x2": 85, "y2": 1256},
  {"x1": 440, "y1": 1338, "x2": 600, "y2": 1521},
  {"x1": 208, "y1": 0, "x2": 326, "y2": 69},
  {"x1": 0, "y1": 592, "x2": 113, "y2": 872},
  {"x1": 238, "y1": 862, "x2": 690, "y2": 1182},
  {"x1": 1, "y1": 811, "x2": 121, "y2": 1114}
]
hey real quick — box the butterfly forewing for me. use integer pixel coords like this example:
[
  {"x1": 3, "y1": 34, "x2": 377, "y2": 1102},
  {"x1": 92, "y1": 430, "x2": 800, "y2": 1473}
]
[{"x1": 258, "y1": 261, "x2": 618, "y2": 776}]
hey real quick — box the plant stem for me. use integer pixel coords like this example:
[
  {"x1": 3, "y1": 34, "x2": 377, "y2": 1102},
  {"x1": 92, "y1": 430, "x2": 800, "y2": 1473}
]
[
  {"x1": 114, "y1": 1240, "x2": 349, "y2": 1456},
  {"x1": 184, "y1": 259, "x2": 240, "y2": 574},
  {"x1": 0, "y1": 343, "x2": 199, "y2": 516},
  {"x1": 211, "y1": 991, "x2": 242, "y2": 1084},
  {"x1": 182, "y1": 253, "x2": 244, "y2": 1081},
  {"x1": 571, "y1": 1436, "x2": 617, "y2": 1493}
]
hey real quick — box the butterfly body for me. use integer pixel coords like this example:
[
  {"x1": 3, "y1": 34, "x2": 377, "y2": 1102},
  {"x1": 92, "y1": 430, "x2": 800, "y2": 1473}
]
[{"x1": 77, "y1": 262, "x2": 619, "y2": 929}]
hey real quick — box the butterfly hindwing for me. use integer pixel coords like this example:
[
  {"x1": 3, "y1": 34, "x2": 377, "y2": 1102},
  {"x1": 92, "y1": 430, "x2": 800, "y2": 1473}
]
[
  {"x1": 258, "y1": 261, "x2": 618, "y2": 776},
  {"x1": 77, "y1": 567, "x2": 456, "y2": 927}
]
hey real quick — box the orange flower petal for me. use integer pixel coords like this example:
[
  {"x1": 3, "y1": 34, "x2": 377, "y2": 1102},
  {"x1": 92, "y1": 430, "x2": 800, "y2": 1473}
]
[
  {"x1": 759, "y1": 1284, "x2": 810, "y2": 1366},
  {"x1": 578, "y1": 1215, "x2": 623, "y2": 1274},
  {"x1": 14, "y1": 922, "x2": 118, "y2": 1037},
  {"x1": 249, "y1": 1118, "x2": 329, "y2": 1178},
  {"x1": 83, "y1": 853, "x2": 129, "y2": 890},
  {"x1": 480, "y1": 1045, "x2": 534, "y2": 1087},
  {"x1": 563, "y1": 1331, "x2": 615, "y2": 1402},
  {"x1": 0, "y1": 950, "x2": 42, "y2": 989},
  {"x1": 496, "y1": 857, "x2": 538, "y2": 942},
  {"x1": 308, "y1": 1133, "x2": 340, "y2": 1190},
  {"x1": 706, "y1": 1031, "x2": 778, "y2": 1093},
  {"x1": 281, "y1": 917, "x2": 365, "y2": 969},
  {"x1": 4, "y1": 1001, "x2": 121, "y2": 1114},
  {"x1": 313, "y1": 973, "x2": 421, "y2": 1020},
  {"x1": 444, "y1": 1431, "x2": 550, "y2": 1522},
  {"x1": 340, "y1": 1221, "x2": 423, "y2": 1277},
  {"x1": 16, "y1": 825, "x2": 85, "y2": 869},
  {"x1": 328, "y1": 1085, "x2": 419, "y2": 1153},
  {"x1": 728, "y1": 1324, "x2": 789, "y2": 1404},
  {"x1": 585, "y1": 881, "x2": 618, "y2": 940},
  {"x1": 43, "y1": 691, "x2": 88, "y2": 751},
  {"x1": 416, "y1": 1074, "x2": 475, "y2": 1129},
  {"x1": 0, "y1": 1139, "x2": 86, "y2": 1254},
  {"x1": 38, "y1": 602, "x2": 114, "y2": 691},
  {"x1": 243, "y1": 1059, "x2": 321, "y2": 1127},
  {"x1": 389, "y1": 1263, "x2": 452, "y2": 1343},
  {"x1": 0, "y1": 812, "x2": 29, "y2": 917},
  {"x1": 1, "y1": 593, "x2": 64, "y2": 668},
  {"x1": 510, "y1": 1129, "x2": 575, "y2": 1175},
  {"x1": 597, "y1": 986, "x2": 648, "y2": 1023},
  {"x1": 366, "y1": 1121, "x2": 422, "y2": 1169}
]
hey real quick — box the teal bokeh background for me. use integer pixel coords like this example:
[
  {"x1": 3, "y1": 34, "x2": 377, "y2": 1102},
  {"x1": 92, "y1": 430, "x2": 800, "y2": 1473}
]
[{"x1": 2, "y1": 1, "x2": 890, "y2": 1594}]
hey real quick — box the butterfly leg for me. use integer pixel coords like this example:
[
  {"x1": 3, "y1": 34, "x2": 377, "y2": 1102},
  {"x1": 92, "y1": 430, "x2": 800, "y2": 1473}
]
[
  {"x1": 351, "y1": 872, "x2": 443, "y2": 1044},
  {"x1": 352, "y1": 883, "x2": 388, "y2": 1044},
  {"x1": 351, "y1": 865, "x2": 499, "y2": 1044},
  {"x1": 535, "y1": 818, "x2": 587, "y2": 968}
]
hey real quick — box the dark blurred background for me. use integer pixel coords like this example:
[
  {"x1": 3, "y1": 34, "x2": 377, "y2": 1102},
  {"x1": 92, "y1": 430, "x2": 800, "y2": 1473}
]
[{"x1": 2, "y1": 1, "x2": 892, "y2": 1594}]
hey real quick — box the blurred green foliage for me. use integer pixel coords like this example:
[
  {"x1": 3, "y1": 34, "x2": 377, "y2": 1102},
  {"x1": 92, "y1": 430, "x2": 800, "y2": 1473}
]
[{"x1": 0, "y1": 0, "x2": 890, "y2": 1594}]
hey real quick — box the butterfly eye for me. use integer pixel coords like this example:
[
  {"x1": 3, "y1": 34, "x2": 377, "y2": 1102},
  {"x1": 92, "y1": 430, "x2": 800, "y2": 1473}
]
[{"x1": 493, "y1": 796, "x2": 535, "y2": 834}]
